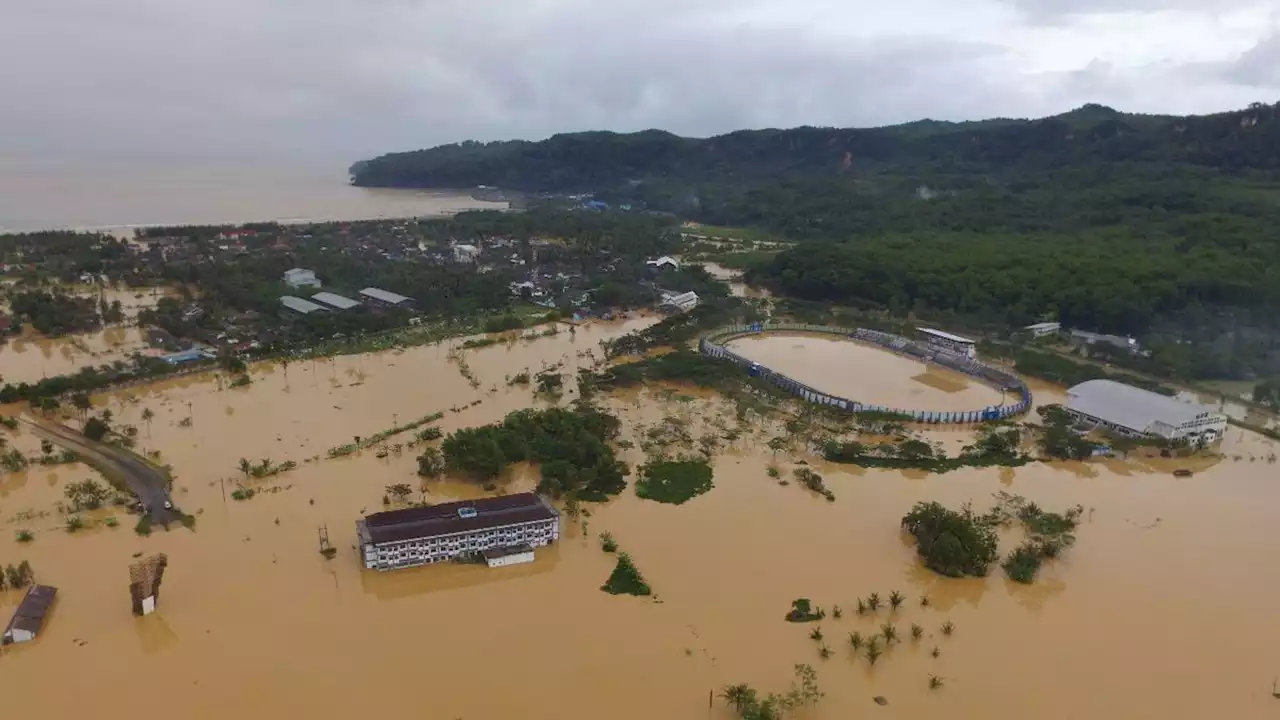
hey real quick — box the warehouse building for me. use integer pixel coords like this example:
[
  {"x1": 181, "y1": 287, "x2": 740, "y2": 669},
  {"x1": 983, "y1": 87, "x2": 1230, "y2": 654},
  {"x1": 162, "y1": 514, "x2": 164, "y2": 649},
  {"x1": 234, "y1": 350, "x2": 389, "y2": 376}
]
[
  {"x1": 3, "y1": 585, "x2": 57, "y2": 645},
  {"x1": 358, "y1": 287, "x2": 412, "y2": 308},
  {"x1": 280, "y1": 296, "x2": 327, "y2": 315},
  {"x1": 282, "y1": 268, "x2": 321, "y2": 288},
  {"x1": 357, "y1": 493, "x2": 559, "y2": 571},
  {"x1": 1065, "y1": 379, "x2": 1227, "y2": 442},
  {"x1": 310, "y1": 291, "x2": 361, "y2": 311}
]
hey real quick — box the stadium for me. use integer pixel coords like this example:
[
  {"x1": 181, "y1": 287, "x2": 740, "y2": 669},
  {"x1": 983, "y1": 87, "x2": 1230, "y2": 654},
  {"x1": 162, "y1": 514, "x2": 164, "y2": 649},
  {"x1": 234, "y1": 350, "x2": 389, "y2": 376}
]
[{"x1": 699, "y1": 323, "x2": 1031, "y2": 423}]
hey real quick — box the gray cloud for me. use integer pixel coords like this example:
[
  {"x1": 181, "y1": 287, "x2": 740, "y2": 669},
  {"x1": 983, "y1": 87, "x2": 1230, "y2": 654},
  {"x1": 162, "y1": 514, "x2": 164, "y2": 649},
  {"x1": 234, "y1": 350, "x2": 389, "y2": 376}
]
[{"x1": 0, "y1": 0, "x2": 1276, "y2": 164}]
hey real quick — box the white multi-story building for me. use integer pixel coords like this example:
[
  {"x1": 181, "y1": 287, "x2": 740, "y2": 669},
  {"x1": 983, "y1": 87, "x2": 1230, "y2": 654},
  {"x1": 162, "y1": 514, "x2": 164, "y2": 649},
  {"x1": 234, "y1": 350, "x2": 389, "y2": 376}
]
[
  {"x1": 357, "y1": 493, "x2": 560, "y2": 571},
  {"x1": 283, "y1": 268, "x2": 321, "y2": 288},
  {"x1": 1065, "y1": 379, "x2": 1227, "y2": 443}
]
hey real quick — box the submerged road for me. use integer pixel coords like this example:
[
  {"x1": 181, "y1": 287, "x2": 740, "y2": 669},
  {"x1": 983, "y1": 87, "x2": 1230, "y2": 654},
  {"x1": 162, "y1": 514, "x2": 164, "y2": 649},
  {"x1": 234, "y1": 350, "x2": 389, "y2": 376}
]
[{"x1": 23, "y1": 416, "x2": 180, "y2": 525}]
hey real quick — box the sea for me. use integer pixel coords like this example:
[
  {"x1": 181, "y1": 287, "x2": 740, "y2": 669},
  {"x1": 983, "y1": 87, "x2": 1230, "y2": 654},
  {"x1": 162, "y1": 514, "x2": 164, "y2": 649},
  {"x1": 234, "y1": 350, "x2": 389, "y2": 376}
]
[{"x1": 0, "y1": 154, "x2": 504, "y2": 234}]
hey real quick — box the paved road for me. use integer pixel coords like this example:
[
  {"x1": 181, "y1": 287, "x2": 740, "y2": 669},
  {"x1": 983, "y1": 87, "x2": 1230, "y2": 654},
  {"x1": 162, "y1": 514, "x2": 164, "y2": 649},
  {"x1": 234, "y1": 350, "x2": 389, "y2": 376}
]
[{"x1": 24, "y1": 416, "x2": 181, "y2": 525}]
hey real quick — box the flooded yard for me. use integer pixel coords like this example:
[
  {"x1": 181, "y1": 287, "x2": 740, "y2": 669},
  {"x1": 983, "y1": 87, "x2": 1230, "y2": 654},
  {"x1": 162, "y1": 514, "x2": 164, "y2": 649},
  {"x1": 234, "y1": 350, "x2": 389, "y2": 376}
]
[{"x1": 2, "y1": 318, "x2": 1279, "y2": 719}]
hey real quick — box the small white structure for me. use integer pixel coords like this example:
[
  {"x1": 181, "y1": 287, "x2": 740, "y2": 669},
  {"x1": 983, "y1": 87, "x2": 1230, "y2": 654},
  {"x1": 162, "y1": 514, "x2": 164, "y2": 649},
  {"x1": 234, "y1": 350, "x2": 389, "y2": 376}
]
[
  {"x1": 283, "y1": 268, "x2": 321, "y2": 288},
  {"x1": 918, "y1": 327, "x2": 977, "y2": 359},
  {"x1": 2, "y1": 585, "x2": 56, "y2": 645},
  {"x1": 661, "y1": 291, "x2": 699, "y2": 312},
  {"x1": 1065, "y1": 379, "x2": 1227, "y2": 442},
  {"x1": 1071, "y1": 329, "x2": 1140, "y2": 354},
  {"x1": 453, "y1": 244, "x2": 480, "y2": 263},
  {"x1": 311, "y1": 291, "x2": 360, "y2": 311},
  {"x1": 647, "y1": 256, "x2": 680, "y2": 270},
  {"x1": 1024, "y1": 321, "x2": 1061, "y2": 338},
  {"x1": 482, "y1": 544, "x2": 536, "y2": 568}
]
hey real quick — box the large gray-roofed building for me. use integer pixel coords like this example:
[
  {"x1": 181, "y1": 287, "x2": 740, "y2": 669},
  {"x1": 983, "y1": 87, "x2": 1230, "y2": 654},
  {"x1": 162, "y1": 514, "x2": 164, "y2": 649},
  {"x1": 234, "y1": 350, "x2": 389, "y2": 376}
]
[
  {"x1": 1065, "y1": 379, "x2": 1227, "y2": 442},
  {"x1": 358, "y1": 287, "x2": 412, "y2": 306},
  {"x1": 357, "y1": 493, "x2": 559, "y2": 571},
  {"x1": 280, "y1": 296, "x2": 327, "y2": 314},
  {"x1": 310, "y1": 291, "x2": 360, "y2": 310}
]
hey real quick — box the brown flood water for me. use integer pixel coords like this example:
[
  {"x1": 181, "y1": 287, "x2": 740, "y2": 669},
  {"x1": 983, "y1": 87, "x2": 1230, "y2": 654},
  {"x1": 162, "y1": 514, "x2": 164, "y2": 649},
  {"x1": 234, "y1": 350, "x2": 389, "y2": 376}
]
[
  {"x1": 2, "y1": 320, "x2": 1280, "y2": 719},
  {"x1": 728, "y1": 333, "x2": 1006, "y2": 411}
]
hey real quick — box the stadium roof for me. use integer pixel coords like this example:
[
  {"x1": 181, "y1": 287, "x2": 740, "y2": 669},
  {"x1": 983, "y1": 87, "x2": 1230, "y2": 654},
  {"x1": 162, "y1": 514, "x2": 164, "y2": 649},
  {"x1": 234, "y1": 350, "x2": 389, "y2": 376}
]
[
  {"x1": 280, "y1": 296, "x2": 326, "y2": 314},
  {"x1": 1066, "y1": 379, "x2": 1218, "y2": 433},
  {"x1": 918, "y1": 327, "x2": 975, "y2": 344},
  {"x1": 359, "y1": 287, "x2": 412, "y2": 305},
  {"x1": 311, "y1": 291, "x2": 360, "y2": 310}
]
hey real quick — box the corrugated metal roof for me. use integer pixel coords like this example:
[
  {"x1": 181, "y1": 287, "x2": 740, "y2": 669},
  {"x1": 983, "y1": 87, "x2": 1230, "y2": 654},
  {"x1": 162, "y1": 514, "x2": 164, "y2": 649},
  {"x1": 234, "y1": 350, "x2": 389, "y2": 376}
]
[
  {"x1": 311, "y1": 291, "x2": 360, "y2": 310},
  {"x1": 359, "y1": 287, "x2": 411, "y2": 305},
  {"x1": 361, "y1": 493, "x2": 557, "y2": 545},
  {"x1": 280, "y1": 296, "x2": 326, "y2": 314},
  {"x1": 4, "y1": 585, "x2": 57, "y2": 637},
  {"x1": 1066, "y1": 379, "x2": 1218, "y2": 433},
  {"x1": 918, "y1": 327, "x2": 975, "y2": 344}
]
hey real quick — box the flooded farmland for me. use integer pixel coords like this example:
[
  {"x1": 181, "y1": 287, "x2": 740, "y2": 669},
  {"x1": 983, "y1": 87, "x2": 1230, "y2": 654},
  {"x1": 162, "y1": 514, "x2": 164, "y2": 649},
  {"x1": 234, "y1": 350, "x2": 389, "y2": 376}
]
[{"x1": 2, "y1": 322, "x2": 1280, "y2": 719}]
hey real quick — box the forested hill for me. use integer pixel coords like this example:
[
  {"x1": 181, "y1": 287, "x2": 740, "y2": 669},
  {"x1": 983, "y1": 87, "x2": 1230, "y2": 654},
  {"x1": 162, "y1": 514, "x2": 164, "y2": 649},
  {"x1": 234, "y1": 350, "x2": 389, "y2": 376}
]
[
  {"x1": 350, "y1": 103, "x2": 1280, "y2": 194},
  {"x1": 352, "y1": 103, "x2": 1280, "y2": 377}
]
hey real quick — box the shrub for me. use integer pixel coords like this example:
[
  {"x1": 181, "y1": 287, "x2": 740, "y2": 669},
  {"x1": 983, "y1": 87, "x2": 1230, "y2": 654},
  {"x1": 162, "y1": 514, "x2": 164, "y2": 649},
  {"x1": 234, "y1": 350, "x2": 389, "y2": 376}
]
[
  {"x1": 65, "y1": 515, "x2": 84, "y2": 533},
  {"x1": 634, "y1": 458, "x2": 714, "y2": 504},
  {"x1": 601, "y1": 552, "x2": 651, "y2": 596},
  {"x1": 785, "y1": 598, "x2": 823, "y2": 623},
  {"x1": 135, "y1": 516, "x2": 152, "y2": 536},
  {"x1": 231, "y1": 487, "x2": 255, "y2": 501},
  {"x1": 15, "y1": 529, "x2": 33, "y2": 543},
  {"x1": 599, "y1": 531, "x2": 619, "y2": 553},
  {"x1": 104, "y1": 516, "x2": 119, "y2": 528},
  {"x1": 1002, "y1": 541, "x2": 1045, "y2": 584},
  {"x1": 901, "y1": 501, "x2": 999, "y2": 577}
]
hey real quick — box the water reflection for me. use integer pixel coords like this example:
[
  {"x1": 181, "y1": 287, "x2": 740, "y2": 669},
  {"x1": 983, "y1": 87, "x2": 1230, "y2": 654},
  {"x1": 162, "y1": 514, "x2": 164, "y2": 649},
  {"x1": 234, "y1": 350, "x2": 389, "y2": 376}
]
[{"x1": 358, "y1": 545, "x2": 560, "y2": 601}]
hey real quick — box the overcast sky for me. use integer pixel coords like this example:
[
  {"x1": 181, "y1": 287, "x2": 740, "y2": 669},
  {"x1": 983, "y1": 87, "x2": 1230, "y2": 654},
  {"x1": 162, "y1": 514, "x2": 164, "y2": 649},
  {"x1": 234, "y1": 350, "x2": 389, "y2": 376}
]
[{"x1": 1, "y1": 0, "x2": 1277, "y2": 163}]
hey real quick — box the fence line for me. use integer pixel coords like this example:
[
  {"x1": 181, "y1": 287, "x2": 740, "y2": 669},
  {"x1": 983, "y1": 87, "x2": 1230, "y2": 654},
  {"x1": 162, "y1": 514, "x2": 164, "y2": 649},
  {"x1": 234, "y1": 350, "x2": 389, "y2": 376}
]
[{"x1": 699, "y1": 324, "x2": 1033, "y2": 424}]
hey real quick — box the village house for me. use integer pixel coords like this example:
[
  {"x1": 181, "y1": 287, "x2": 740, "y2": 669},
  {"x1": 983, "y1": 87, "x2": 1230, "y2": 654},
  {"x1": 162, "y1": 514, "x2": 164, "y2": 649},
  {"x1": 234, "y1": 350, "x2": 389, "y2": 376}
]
[
  {"x1": 2, "y1": 585, "x2": 57, "y2": 645},
  {"x1": 282, "y1": 268, "x2": 321, "y2": 288}
]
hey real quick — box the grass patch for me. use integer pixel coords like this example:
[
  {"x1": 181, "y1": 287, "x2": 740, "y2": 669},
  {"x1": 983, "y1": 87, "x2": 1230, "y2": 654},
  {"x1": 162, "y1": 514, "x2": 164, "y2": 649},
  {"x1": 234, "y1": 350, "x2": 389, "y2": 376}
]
[
  {"x1": 134, "y1": 516, "x2": 152, "y2": 536},
  {"x1": 634, "y1": 458, "x2": 713, "y2": 504}
]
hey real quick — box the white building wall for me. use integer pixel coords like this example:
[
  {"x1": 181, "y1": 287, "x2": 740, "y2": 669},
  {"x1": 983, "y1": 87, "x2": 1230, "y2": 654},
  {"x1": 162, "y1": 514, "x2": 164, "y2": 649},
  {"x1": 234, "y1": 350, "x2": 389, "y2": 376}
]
[
  {"x1": 486, "y1": 550, "x2": 535, "y2": 568},
  {"x1": 5, "y1": 628, "x2": 35, "y2": 643},
  {"x1": 366, "y1": 517, "x2": 558, "y2": 571}
]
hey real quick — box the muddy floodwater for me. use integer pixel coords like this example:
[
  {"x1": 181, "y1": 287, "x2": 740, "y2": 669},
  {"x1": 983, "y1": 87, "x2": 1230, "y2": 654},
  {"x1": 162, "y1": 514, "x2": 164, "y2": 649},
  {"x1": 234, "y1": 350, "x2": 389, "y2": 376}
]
[
  {"x1": 2, "y1": 319, "x2": 1280, "y2": 719},
  {"x1": 728, "y1": 333, "x2": 1007, "y2": 411}
]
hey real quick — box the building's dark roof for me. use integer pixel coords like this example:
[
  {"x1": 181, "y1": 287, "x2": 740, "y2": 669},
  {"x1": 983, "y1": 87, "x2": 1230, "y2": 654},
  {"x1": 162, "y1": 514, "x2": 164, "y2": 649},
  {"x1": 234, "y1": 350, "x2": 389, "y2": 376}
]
[
  {"x1": 4, "y1": 585, "x2": 57, "y2": 637},
  {"x1": 362, "y1": 493, "x2": 557, "y2": 545},
  {"x1": 482, "y1": 543, "x2": 534, "y2": 560}
]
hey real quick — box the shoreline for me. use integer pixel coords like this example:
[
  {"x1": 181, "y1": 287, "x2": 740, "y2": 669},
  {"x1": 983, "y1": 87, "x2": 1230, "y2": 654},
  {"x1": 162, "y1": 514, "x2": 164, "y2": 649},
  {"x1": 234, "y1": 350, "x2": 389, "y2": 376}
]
[{"x1": 0, "y1": 189, "x2": 508, "y2": 237}]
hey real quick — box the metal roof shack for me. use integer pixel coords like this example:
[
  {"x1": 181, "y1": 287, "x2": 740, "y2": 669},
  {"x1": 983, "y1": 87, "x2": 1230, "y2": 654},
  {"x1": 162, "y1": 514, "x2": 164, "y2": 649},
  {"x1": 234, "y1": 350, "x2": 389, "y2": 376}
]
[
  {"x1": 3, "y1": 585, "x2": 57, "y2": 644},
  {"x1": 280, "y1": 296, "x2": 327, "y2": 314},
  {"x1": 918, "y1": 327, "x2": 975, "y2": 345},
  {"x1": 358, "y1": 287, "x2": 412, "y2": 307},
  {"x1": 310, "y1": 291, "x2": 361, "y2": 310},
  {"x1": 358, "y1": 493, "x2": 557, "y2": 546},
  {"x1": 1066, "y1": 379, "x2": 1221, "y2": 437}
]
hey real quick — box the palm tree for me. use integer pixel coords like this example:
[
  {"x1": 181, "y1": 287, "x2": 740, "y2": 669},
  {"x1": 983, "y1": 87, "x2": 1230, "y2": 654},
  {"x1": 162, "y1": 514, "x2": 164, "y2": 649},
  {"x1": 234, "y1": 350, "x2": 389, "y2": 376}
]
[
  {"x1": 931, "y1": 646, "x2": 941, "y2": 658},
  {"x1": 920, "y1": 595, "x2": 931, "y2": 607},
  {"x1": 848, "y1": 631, "x2": 864, "y2": 650},
  {"x1": 238, "y1": 458, "x2": 251, "y2": 482},
  {"x1": 141, "y1": 407, "x2": 155, "y2": 438},
  {"x1": 910, "y1": 623, "x2": 923, "y2": 640},
  {"x1": 941, "y1": 621, "x2": 955, "y2": 636},
  {"x1": 867, "y1": 593, "x2": 881, "y2": 611},
  {"x1": 881, "y1": 623, "x2": 898, "y2": 643},
  {"x1": 929, "y1": 675, "x2": 944, "y2": 690},
  {"x1": 71, "y1": 392, "x2": 92, "y2": 422},
  {"x1": 889, "y1": 590, "x2": 905, "y2": 610},
  {"x1": 832, "y1": 604, "x2": 842, "y2": 619},
  {"x1": 856, "y1": 598, "x2": 868, "y2": 615},
  {"x1": 818, "y1": 644, "x2": 832, "y2": 659},
  {"x1": 809, "y1": 627, "x2": 823, "y2": 641},
  {"x1": 719, "y1": 684, "x2": 755, "y2": 714},
  {"x1": 866, "y1": 642, "x2": 883, "y2": 666}
]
